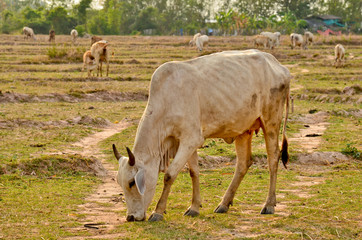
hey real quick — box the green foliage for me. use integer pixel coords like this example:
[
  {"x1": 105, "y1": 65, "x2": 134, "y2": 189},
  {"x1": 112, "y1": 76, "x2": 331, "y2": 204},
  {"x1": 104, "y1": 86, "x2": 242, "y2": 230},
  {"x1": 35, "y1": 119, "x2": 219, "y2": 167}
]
[
  {"x1": 47, "y1": 45, "x2": 68, "y2": 58},
  {"x1": 74, "y1": 25, "x2": 85, "y2": 37},
  {"x1": 0, "y1": 1, "x2": 361, "y2": 35},
  {"x1": 133, "y1": 6, "x2": 159, "y2": 33},
  {"x1": 73, "y1": 0, "x2": 92, "y2": 25},
  {"x1": 342, "y1": 144, "x2": 361, "y2": 160},
  {"x1": 1, "y1": 9, "x2": 22, "y2": 34},
  {"x1": 47, "y1": 6, "x2": 76, "y2": 34},
  {"x1": 27, "y1": 19, "x2": 51, "y2": 34},
  {"x1": 47, "y1": 44, "x2": 85, "y2": 61}
]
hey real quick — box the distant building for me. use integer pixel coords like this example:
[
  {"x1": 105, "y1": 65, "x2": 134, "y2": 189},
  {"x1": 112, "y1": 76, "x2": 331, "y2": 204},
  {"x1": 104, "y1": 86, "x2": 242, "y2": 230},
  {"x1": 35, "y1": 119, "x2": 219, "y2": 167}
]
[{"x1": 304, "y1": 15, "x2": 345, "y2": 31}]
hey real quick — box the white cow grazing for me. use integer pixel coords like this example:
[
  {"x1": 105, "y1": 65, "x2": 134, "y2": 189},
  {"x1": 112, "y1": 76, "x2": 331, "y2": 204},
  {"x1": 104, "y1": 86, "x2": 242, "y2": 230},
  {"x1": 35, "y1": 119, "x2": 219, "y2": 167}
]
[
  {"x1": 334, "y1": 44, "x2": 345, "y2": 68},
  {"x1": 113, "y1": 50, "x2": 291, "y2": 222},
  {"x1": 189, "y1": 33, "x2": 201, "y2": 46},
  {"x1": 260, "y1": 31, "x2": 278, "y2": 49},
  {"x1": 195, "y1": 35, "x2": 209, "y2": 51},
  {"x1": 304, "y1": 31, "x2": 314, "y2": 46},
  {"x1": 290, "y1": 33, "x2": 306, "y2": 49},
  {"x1": 23, "y1": 27, "x2": 36, "y2": 40},
  {"x1": 274, "y1": 32, "x2": 281, "y2": 46},
  {"x1": 71, "y1": 29, "x2": 78, "y2": 44}
]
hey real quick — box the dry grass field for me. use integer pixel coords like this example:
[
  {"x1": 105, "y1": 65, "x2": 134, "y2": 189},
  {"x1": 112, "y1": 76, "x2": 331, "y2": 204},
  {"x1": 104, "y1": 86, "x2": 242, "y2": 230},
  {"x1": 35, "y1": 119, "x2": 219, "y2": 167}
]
[{"x1": 0, "y1": 33, "x2": 361, "y2": 239}]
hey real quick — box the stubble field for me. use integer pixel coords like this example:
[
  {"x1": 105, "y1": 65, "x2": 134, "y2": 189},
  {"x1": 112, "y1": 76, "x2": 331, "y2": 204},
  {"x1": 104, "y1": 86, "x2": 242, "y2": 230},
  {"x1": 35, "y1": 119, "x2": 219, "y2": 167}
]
[{"x1": 0, "y1": 34, "x2": 361, "y2": 239}]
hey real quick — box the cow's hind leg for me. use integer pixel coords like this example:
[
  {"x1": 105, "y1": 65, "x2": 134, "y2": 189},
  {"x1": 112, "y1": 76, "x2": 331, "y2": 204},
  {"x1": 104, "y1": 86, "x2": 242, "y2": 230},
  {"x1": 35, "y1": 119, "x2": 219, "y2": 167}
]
[
  {"x1": 184, "y1": 151, "x2": 201, "y2": 217},
  {"x1": 214, "y1": 131, "x2": 253, "y2": 213},
  {"x1": 260, "y1": 123, "x2": 280, "y2": 214}
]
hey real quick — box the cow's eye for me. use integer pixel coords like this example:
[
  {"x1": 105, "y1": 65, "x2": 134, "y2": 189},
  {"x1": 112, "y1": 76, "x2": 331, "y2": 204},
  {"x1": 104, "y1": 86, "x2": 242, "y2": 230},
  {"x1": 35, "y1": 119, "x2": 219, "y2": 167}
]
[{"x1": 129, "y1": 180, "x2": 135, "y2": 188}]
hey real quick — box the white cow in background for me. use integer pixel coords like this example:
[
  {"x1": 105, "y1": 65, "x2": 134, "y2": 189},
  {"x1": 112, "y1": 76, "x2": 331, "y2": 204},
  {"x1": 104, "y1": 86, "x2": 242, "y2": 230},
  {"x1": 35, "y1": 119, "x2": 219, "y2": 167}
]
[
  {"x1": 71, "y1": 29, "x2": 78, "y2": 44},
  {"x1": 189, "y1": 33, "x2": 201, "y2": 46},
  {"x1": 195, "y1": 35, "x2": 209, "y2": 51},
  {"x1": 290, "y1": 33, "x2": 306, "y2": 49},
  {"x1": 334, "y1": 44, "x2": 345, "y2": 68},
  {"x1": 23, "y1": 27, "x2": 36, "y2": 40},
  {"x1": 261, "y1": 31, "x2": 279, "y2": 48}
]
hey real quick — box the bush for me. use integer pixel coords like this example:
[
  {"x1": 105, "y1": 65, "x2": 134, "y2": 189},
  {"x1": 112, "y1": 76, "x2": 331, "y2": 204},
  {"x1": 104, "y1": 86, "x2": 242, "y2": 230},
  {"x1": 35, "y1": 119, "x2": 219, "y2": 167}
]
[
  {"x1": 47, "y1": 45, "x2": 68, "y2": 59},
  {"x1": 75, "y1": 25, "x2": 86, "y2": 37},
  {"x1": 28, "y1": 20, "x2": 51, "y2": 34},
  {"x1": 342, "y1": 143, "x2": 361, "y2": 160},
  {"x1": 47, "y1": 44, "x2": 85, "y2": 62}
]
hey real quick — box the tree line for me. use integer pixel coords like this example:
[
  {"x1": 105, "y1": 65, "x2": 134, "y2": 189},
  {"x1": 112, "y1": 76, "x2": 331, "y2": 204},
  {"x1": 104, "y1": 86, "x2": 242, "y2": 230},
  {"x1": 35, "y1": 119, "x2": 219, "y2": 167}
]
[{"x1": 0, "y1": 0, "x2": 361, "y2": 36}]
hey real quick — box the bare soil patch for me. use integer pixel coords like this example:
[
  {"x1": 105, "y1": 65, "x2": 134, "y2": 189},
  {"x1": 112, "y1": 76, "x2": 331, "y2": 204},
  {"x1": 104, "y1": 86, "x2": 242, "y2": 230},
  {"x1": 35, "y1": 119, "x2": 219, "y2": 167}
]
[
  {"x1": 0, "y1": 90, "x2": 148, "y2": 103},
  {"x1": 290, "y1": 112, "x2": 330, "y2": 153}
]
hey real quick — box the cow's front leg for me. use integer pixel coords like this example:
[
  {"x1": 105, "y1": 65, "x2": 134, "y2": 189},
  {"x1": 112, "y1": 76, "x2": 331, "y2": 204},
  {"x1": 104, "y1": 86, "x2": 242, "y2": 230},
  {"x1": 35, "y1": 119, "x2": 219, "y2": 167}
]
[
  {"x1": 184, "y1": 151, "x2": 201, "y2": 217},
  {"x1": 215, "y1": 132, "x2": 253, "y2": 213},
  {"x1": 149, "y1": 140, "x2": 201, "y2": 222}
]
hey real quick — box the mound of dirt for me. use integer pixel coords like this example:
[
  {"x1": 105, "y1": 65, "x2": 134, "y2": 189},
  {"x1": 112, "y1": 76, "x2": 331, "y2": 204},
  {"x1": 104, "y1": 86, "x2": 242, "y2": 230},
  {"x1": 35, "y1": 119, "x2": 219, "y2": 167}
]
[
  {"x1": 296, "y1": 93, "x2": 362, "y2": 104},
  {"x1": 294, "y1": 111, "x2": 329, "y2": 124},
  {"x1": 1, "y1": 154, "x2": 106, "y2": 176},
  {"x1": 343, "y1": 84, "x2": 362, "y2": 95},
  {"x1": 331, "y1": 109, "x2": 362, "y2": 118},
  {"x1": 198, "y1": 155, "x2": 232, "y2": 169},
  {"x1": 127, "y1": 59, "x2": 141, "y2": 64},
  {"x1": 297, "y1": 152, "x2": 350, "y2": 165},
  {"x1": 0, "y1": 91, "x2": 148, "y2": 103},
  {"x1": 69, "y1": 116, "x2": 112, "y2": 127},
  {"x1": 0, "y1": 116, "x2": 112, "y2": 129}
]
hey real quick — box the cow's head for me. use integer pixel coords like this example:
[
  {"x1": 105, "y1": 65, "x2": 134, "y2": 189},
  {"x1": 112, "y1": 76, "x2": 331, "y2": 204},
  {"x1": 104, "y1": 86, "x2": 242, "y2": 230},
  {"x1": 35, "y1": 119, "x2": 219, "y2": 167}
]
[{"x1": 113, "y1": 144, "x2": 146, "y2": 221}]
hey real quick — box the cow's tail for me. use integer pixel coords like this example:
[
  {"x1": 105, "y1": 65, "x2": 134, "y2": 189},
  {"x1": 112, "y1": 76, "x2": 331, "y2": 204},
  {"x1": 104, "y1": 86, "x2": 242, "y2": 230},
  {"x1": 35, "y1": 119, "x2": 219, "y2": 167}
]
[{"x1": 280, "y1": 91, "x2": 289, "y2": 169}]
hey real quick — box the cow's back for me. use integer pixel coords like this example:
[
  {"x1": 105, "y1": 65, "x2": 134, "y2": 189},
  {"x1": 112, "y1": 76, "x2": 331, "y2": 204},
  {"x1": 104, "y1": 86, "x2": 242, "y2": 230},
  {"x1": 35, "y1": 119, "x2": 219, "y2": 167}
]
[{"x1": 148, "y1": 50, "x2": 290, "y2": 138}]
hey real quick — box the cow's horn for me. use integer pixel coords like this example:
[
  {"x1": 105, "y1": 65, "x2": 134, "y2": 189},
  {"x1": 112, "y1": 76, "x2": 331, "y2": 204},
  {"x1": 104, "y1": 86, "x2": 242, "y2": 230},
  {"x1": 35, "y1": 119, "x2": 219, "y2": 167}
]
[
  {"x1": 126, "y1": 147, "x2": 135, "y2": 166},
  {"x1": 112, "y1": 144, "x2": 122, "y2": 160}
]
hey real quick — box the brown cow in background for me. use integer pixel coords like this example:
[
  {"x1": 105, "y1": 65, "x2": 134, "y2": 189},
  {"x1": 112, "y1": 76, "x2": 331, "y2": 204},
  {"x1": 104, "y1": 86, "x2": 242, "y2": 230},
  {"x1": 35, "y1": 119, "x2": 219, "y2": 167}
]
[
  {"x1": 49, "y1": 29, "x2": 55, "y2": 43},
  {"x1": 91, "y1": 35, "x2": 103, "y2": 46}
]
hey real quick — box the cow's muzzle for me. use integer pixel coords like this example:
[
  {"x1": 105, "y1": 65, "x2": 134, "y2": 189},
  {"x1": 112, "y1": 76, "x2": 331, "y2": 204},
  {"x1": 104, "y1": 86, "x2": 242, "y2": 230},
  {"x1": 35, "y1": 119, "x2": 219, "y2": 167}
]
[{"x1": 126, "y1": 215, "x2": 145, "y2": 222}]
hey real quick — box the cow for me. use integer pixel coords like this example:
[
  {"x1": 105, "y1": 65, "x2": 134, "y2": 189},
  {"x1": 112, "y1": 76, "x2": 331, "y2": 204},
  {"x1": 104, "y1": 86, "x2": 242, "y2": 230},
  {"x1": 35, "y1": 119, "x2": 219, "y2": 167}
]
[
  {"x1": 253, "y1": 35, "x2": 273, "y2": 49},
  {"x1": 334, "y1": 44, "x2": 345, "y2": 68},
  {"x1": 260, "y1": 32, "x2": 278, "y2": 49},
  {"x1": 71, "y1": 29, "x2": 78, "y2": 44},
  {"x1": 274, "y1": 32, "x2": 281, "y2": 46},
  {"x1": 304, "y1": 31, "x2": 314, "y2": 46},
  {"x1": 49, "y1": 29, "x2": 55, "y2": 43},
  {"x1": 91, "y1": 35, "x2": 103, "y2": 46},
  {"x1": 195, "y1": 35, "x2": 209, "y2": 51},
  {"x1": 23, "y1": 27, "x2": 36, "y2": 40},
  {"x1": 82, "y1": 50, "x2": 97, "y2": 77},
  {"x1": 189, "y1": 33, "x2": 201, "y2": 46},
  {"x1": 290, "y1": 33, "x2": 306, "y2": 50},
  {"x1": 113, "y1": 50, "x2": 291, "y2": 222},
  {"x1": 90, "y1": 40, "x2": 110, "y2": 77}
]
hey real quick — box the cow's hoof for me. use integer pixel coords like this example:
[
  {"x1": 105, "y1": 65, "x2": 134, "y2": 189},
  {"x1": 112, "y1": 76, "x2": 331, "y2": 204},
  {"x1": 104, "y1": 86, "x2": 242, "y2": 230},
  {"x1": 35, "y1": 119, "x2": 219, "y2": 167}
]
[
  {"x1": 184, "y1": 208, "x2": 199, "y2": 217},
  {"x1": 148, "y1": 213, "x2": 164, "y2": 222},
  {"x1": 214, "y1": 204, "x2": 229, "y2": 213},
  {"x1": 260, "y1": 206, "x2": 275, "y2": 214}
]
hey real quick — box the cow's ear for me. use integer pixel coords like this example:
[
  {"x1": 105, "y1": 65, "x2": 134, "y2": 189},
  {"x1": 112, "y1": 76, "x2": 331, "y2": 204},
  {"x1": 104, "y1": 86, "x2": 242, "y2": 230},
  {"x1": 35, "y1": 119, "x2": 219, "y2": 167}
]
[
  {"x1": 135, "y1": 169, "x2": 145, "y2": 195},
  {"x1": 126, "y1": 147, "x2": 135, "y2": 166}
]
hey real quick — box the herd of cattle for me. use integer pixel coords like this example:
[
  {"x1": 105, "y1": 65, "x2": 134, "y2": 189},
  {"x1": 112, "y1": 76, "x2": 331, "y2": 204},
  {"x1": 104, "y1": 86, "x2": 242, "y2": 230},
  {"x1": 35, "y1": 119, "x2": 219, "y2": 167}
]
[
  {"x1": 21, "y1": 26, "x2": 347, "y2": 222},
  {"x1": 22, "y1": 26, "x2": 346, "y2": 78}
]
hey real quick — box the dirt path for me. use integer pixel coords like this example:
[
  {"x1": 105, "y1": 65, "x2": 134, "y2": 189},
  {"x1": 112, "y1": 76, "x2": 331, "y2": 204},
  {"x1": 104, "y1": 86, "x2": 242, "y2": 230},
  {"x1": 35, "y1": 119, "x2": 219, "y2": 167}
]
[
  {"x1": 289, "y1": 112, "x2": 330, "y2": 153},
  {"x1": 65, "y1": 122, "x2": 129, "y2": 239}
]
